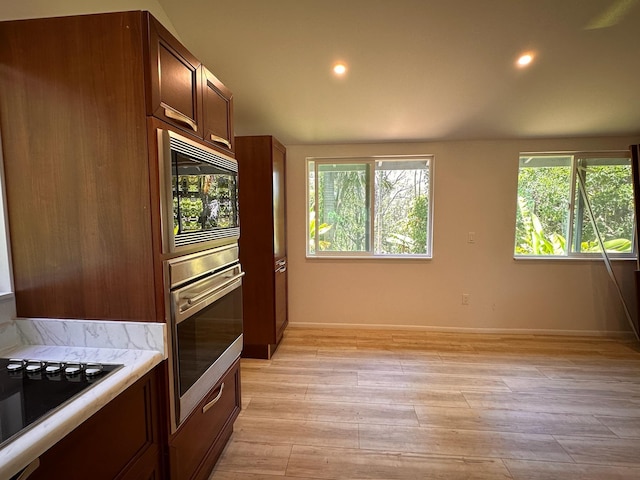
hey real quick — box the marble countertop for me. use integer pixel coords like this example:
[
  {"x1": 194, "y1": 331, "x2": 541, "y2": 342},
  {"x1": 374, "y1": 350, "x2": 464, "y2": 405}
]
[{"x1": 0, "y1": 318, "x2": 167, "y2": 479}]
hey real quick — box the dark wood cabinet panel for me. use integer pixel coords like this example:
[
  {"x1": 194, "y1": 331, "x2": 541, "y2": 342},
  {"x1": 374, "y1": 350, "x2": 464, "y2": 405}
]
[
  {"x1": 0, "y1": 11, "x2": 235, "y2": 322},
  {"x1": 236, "y1": 136, "x2": 288, "y2": 358},
  {"x1": 116, "y1": 447, "x2": 164, "y2": 480},
  {"x1": 275, "y1": 262, "x2": 288, "y2": 342},
  {"x1": 202, "y1": 67, "x2": 235, "y2": 155},
  {"x1": 28, "y1": 369, "x2": 162, "y2": 480},
  {"x1": 272, "y1": 144, "x2": 287, "y2": 261},
  {"x1": 169, "y1": 359, "x2": 241, "y2": 480},
  {"x1": 146, "y1": 13, "x2": 202, "y2": 135},
  {"x1": 0, "y1": 12, "x2": 157, "y2": 322}
]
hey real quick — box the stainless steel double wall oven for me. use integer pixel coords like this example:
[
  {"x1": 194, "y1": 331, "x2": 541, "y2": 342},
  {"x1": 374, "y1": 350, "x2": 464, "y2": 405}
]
[{"x1": 158, "y1": 128, "x2": 243, "y2": 432}]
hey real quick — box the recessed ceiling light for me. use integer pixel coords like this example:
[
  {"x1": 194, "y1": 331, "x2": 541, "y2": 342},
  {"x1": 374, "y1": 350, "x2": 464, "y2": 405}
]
[
  {"x1": 516, "y1": 53, "x2": 534, "y2": 67},
  {"x1": 333, "y1": 63, "x2": 347, "y2": 75}
]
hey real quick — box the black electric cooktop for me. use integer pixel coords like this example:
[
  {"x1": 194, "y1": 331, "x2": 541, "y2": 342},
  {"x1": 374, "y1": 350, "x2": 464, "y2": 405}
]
[{"x1": 0, "y1": 358, "x2": 122, "y2": 448}]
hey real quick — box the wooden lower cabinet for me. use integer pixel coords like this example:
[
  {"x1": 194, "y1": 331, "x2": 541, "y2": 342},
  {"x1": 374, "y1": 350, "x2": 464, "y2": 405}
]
[
  {"x1": 168, "y1": 358, "x2": 241, "y2": 480},
  {"x1": 19, "y1": 359, "x2": 241, "y2": 480},
  {"x1": 27, "y1": 369, "x2": 162, "y2": 480},
  {"x1": 115, "y1": 448, "x2": 163, "y2": 480}
]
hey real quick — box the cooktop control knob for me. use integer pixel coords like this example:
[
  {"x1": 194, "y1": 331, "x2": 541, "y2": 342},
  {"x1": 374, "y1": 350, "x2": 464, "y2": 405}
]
[
  {"x1": 6, "y1": 359, "x2": 24, "y2": 371},
  {"x1": 64, "y1": 363, "x2": 83, "y2": 376},
  {"x1": 84, "y1": 363, "x2": 103, "y2": 377},
  {"x1": 45, "y1": 362, "x2": 63, "y2": 374},
  {"x1": 25, "y1": 360, "x2": 44, "y2": 373},
  {"x1": 4, "y1": 358, "x2": 109, "y2": 378}
]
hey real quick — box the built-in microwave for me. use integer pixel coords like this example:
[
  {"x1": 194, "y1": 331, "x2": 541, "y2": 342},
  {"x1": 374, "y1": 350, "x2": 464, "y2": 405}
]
[{"x1": 157, "y1": 129, "x2": 240, "y2": 254}]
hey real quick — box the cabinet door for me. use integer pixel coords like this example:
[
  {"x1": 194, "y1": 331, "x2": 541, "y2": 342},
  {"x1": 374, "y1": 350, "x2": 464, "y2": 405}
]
[
  {"x1": 275, "y1": 260, "x2": 288, "y2": 342},
  {"x1": 27, "y1": 370, "x2": 161, "y2": 480},
  {"x1": 202, "y1": 67, "x2": 234, "y2": 154},
  {"x1": 272, "y1": 143, "x2": 287, "y2": 260},
  {"x1": 146, "y1": 14, "x2": 202, "y2": 135}
]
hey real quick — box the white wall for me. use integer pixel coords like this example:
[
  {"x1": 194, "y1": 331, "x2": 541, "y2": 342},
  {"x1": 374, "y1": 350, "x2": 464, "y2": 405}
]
[{"x1": 287, "y1": 136, "x2": 640, "y2": 335}]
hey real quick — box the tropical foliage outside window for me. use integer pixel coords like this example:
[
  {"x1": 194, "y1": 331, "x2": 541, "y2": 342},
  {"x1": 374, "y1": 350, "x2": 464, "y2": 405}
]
[
  {"x1": 515, "y1": 152, "x2": 635, "y2": 257},
  {"x1": 307, "y1": 156, "x2": 433, "y2": 257}
]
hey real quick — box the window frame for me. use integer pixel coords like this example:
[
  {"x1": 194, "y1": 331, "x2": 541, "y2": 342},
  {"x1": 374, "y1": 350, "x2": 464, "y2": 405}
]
[
  {"x1": 515, "y1": 150, "x2": 636, "y2": 260},
  {"x1": 306, "y1": 154, "x2": 434, "y2": 259}
]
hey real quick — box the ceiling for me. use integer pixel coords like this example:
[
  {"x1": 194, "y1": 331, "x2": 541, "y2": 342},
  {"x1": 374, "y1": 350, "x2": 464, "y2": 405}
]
[{"x1": 157, "y1": 0, "x2": 640, "y2": 145}]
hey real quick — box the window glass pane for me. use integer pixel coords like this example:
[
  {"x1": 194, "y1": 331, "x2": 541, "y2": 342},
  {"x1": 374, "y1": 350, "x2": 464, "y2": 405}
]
[
  {"x1": 306, "y1": 156, "x2": 434, "y2": 258},
  {"x1": 317, "y1": 163, "x2": 370, "y2": 252},
  {"x1": 515, "y1": 156, "x2": 572, "y2": 255},
  {"x1": 374, "y1": 160, "x2": 430, "y2": 254},
  {"x1": 308, "y1": 161, "x2": 316, "y2": 254},
  {"x1": 572, "y1": 157, "x2": 633, "y2": 253}
]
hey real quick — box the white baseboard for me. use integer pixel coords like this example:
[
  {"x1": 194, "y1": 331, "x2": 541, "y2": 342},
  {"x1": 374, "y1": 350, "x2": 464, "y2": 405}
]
[{"x1": 287, "y1": 321, "x2": 636, "y2": 339}]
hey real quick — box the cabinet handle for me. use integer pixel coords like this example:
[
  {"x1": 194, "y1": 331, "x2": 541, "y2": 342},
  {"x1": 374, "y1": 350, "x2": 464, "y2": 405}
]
[
  {"x1": 277, "y1": 265, "x2": 287, "y2": 273},
  {"x1": 163, "y1": 107, "x2": 198, "y2": 132},
  {"x1": 202, "y1": 383, "x2": 224, "y2": 414},
  {"x1": 210, "y1": 134, "x2": 231, "y2": 149}
]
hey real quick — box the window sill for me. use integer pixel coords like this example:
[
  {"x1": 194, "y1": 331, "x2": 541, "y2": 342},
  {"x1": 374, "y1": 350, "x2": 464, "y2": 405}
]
[
  {"x1": 306, "y1": 254, "x2": 432, "y2": 260},
  {"x1": 514, "y1": 255, "x2": 637, "y2": 262}
]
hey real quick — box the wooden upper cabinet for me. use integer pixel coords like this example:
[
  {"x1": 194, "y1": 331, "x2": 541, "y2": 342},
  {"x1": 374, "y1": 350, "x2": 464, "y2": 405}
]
[
  {"x1": 146, "y1": 13, "x2": 202, "y2": 136},
  {"x1": 0, "y1": 11, "x2": 234, "y2": 322},
  {"x1": 202, "y1": 67, "x2": 235, "y2": 155},
  {"x1": 145, "y1": 14, "x2": 234, "y2": 155}
]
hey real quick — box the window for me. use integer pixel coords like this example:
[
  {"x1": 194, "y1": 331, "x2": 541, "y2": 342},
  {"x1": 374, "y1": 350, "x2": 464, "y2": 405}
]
[
  {"x1": 515, "y1": 152, "x2": 635, "y2": 257},
  {"x1": 307, "y1": 155, "x2": 433, "y2": 257}
]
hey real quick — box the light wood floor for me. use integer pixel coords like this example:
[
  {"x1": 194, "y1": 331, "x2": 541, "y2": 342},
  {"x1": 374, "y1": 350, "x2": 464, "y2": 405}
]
[{"x1": 209, "y1": 328, "x2": 640, "y2": 479}]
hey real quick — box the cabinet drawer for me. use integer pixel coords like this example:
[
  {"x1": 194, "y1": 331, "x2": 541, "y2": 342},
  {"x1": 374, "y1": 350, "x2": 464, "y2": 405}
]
[{"x1": 170, "y1": 359, "x2": 241, "y2": 480}]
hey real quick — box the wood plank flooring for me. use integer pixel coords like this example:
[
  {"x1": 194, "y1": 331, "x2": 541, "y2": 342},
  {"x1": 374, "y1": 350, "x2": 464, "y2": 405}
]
[{"x1": 209, "y1": 328, "x2": 640, "y2": 479}]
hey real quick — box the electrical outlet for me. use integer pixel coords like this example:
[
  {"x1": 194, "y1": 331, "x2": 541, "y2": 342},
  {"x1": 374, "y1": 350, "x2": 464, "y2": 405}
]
[
  {"x1": 468, "y1": 232, "x2": 476, "y2": 243},
  {"x1": 462, "y1": 293, "x2": 470, "y2": 305}
]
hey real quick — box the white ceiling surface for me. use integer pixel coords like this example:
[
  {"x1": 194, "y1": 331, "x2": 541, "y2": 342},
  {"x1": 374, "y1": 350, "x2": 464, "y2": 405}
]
[
  {"x1": 160, "y1": 2, "x2": 636, "y2": 143},
  {"x1": 4, "y1": 1, "x2": 638, "y2": 144}
]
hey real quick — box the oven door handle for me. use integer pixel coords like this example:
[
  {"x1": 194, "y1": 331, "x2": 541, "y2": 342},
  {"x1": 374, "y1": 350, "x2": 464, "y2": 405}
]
[{"x1": 184, "y1": 271, "x2": 245, "y2": 307}]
